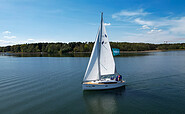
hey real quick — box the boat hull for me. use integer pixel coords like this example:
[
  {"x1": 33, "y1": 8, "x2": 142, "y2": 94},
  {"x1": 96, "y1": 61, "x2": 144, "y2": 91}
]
[{"x1": 82, "y1": 81, "x2": 125, "y2": 90}]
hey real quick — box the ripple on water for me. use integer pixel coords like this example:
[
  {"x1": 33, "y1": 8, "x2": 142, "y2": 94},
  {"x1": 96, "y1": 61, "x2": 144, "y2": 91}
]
[{"x1": 0, "y1": 51, "x2": 185, "y2": 114}]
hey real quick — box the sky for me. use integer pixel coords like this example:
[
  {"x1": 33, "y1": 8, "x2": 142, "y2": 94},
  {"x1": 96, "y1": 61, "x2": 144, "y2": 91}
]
[{"x1": 0, "y1": 0, "x2": 185, "y2": 46}]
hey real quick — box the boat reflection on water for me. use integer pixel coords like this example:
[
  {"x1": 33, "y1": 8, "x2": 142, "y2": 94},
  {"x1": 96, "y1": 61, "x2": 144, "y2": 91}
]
[{"x1": 83, "y1": 86, "x2": 126, "y2": 114}]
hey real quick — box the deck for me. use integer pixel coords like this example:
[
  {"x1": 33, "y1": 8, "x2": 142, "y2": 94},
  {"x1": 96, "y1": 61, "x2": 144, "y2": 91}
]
[{"x1": 83, "y1": 80, "x2": 125, "y2": 85}]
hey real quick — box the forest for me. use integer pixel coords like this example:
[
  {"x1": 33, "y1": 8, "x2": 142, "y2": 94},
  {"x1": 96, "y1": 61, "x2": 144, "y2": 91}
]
[{"x1": 0, "y1": 42, "x2": 185, "y2": 54}]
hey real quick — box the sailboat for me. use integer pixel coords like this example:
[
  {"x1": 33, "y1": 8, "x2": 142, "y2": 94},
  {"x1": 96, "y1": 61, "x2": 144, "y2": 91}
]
[{"x1": 82, "y1": 13, "x2": 125, "y2": 90}]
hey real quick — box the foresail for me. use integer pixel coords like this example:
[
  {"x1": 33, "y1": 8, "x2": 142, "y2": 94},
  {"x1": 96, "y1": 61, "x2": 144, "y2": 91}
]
[
  {"x1": 83, "y1": 27, "x2": 100, "y2": 81},
  {"x1": 99, "y1": 23, "x2": 116, "y2": 75}
]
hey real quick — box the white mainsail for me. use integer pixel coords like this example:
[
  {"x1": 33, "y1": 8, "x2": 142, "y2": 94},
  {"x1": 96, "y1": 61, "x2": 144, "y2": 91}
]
[
  {"x1": 83, "y1": 13, "x2": 116, "y2": 81},
  {"x1": 99, "y1": 21, "x2": 116, "y2": 76}
]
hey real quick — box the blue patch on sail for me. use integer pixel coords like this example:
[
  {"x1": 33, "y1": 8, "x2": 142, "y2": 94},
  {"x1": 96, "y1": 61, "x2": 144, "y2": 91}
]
[
  {"x1": 102, "y1": 41, "x2": 104, "y2": 44},
  {"x1": 105, "y1": 34, "x2": 107, "y2": 37}
]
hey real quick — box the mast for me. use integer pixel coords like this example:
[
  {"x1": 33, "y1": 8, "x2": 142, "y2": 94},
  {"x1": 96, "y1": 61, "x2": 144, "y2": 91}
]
[{"x1": 98, "y1": 12, "x2": 103, "y2": 80}]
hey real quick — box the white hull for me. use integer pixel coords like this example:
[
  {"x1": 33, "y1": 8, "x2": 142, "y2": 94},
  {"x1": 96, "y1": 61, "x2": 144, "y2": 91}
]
[{"x1": 82, "y1": 81, "x2": 125, "y2": 90}]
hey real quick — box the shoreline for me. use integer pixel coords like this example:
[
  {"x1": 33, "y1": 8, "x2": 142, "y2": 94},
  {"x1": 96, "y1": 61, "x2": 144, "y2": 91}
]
[
  {"x1": 1, "y1": 49, "x2": 185, "y2": 55},
  {"x1": 120, "y1": 50, "x2": 163, "y2": 53}
]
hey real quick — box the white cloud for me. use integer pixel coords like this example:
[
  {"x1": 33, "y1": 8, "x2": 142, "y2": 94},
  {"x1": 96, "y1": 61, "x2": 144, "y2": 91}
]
[
  {"x1": 112, "y1": 9, "x2": 185, "y2": 43},
  {"x1": 18, "y1": 39, "x2": 55, "y2": 44},
  {"x1": 147, "y1": 29, "x2": 162, "y2": 34},
  {"x1": 169, "y1": 17, "x2": 185, "y2": 34},
  {"x1": 0, "y1": 37, "x2": 58, "y2": 46},
  {"x1": 134, "y1": 18, "x2": 154, "y2": 26},
  {"x1": 4, "y1": 36, "x2": 16, "y2": 39},
  {"x1": 135, "y1": 17, "x2": 185, "y2": 35},
  {"x1": 2, "y1": 31, "x2": 11, "y2": 34},
  {"x1": 27, "y1": 39, "x2": 36, "y2": 42},
  {"x1": 2, "y1": 30, "x2": 17, "y2": 40},
  {"x1": 104, "y1": 23, "x2": 111, "y2": 26},
  {"x1": 120, "y1": 31, "x2": 183, "y2": 43},
  {"x1": 0, "y1": 40, "x2": 16, "y2": 46},
  {"x1": 112, "y1": 9, "x2": 150, "y2": 19},
  {"x1": 141, "y1": 25, "x2": 150, "y2": 29}
]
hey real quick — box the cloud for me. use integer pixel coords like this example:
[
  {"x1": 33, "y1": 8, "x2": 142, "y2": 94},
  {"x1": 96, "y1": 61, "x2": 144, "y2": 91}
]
[
  {"x1": 134, "y1": 18, "x2": 154, "y2": 26},
  {"x1": 169, "y1": 17, "x2": 185, "y2": 34},
  {"x1": 19, "y1": 39, "x2": 54, "y2": 44},
  {"x1": 135, "y1": 17, "x2": 185, "y2": 35},
  {"x1": 0, "y1": 40, "x2": 16, "y2": 46},
  {"x1": 112, "y1": 9, "x2": 150, "y2": 19},
  {"x1": 104, "y1": 23, "x2": 111, "y2": 26},
  {"x1": 4, "y1": 36, "x2": 16, "y2": 39},
  {"x1": 147, "y1": 29, "x2": 162, "y2": 34},
  {"x1": 2, "y1": 30, "x2": 17, "y2": 40},
  {"x1": 2, "y1": 31, "x2": 11, "y2": 34},
  {"x1": 0, "y1": 38, "x2": 55, "y2": 46},
  {"x1": 120, "y1": 30, "x2": 184, "y2": 43},
  {"x1": 27, "y1": 39, "x2": 36, "y2": 42},
  {"x1": 141, "y1": 25, "x2": 150, "y2": 29},
  {"x1": 112, "y1": 9, "x2": 185, "y2": 43}
]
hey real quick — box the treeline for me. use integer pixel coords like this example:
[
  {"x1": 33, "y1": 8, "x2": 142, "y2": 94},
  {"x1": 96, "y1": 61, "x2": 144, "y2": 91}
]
[{"x1": 0, "y1": 42, "x2": 185, "y2": 53}]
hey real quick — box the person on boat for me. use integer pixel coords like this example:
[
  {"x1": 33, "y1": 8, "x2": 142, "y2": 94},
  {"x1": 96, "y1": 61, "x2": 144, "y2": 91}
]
[
  {"x1": 118, "y1": 75, "x2": 122, "y2": 81},
  {"x1": 118, "y1": 75, "x2": 120, "y2": 81},
  {"x1": 110, "y1": 76, "x2": 114, "y2": 80},
  {"x1": 115, "y1": 76, "x2": 118, "y2": 81}
]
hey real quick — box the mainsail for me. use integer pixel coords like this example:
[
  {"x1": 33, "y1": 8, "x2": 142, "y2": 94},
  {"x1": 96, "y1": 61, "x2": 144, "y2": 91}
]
[
  {"x1": 83, "y1": 13, "x2": 116, "y2": 81},
  {"x1": 99, "y1": 19, "x2": 116, "y2": 76}
]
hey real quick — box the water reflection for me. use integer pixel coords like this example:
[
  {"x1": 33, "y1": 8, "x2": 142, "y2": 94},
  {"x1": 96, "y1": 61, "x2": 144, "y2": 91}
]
[{"x1": 83, "y1": 87, "x2": 126, "y2": 114}]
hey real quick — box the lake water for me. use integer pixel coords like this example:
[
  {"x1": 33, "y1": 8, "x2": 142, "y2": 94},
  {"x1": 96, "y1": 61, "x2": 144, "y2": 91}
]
[{"x1": 0, "y1": 51, "x2": 185, "y2": 114}]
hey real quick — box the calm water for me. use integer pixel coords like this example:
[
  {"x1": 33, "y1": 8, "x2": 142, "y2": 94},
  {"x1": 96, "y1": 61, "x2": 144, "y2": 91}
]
[{"x1": 0, "y1": 51, "x2": 185, "y2": 114}]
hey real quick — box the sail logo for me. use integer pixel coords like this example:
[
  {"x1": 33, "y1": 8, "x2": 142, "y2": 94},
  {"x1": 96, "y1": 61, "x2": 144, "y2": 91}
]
[
  {"x1": 104, "y1": 34, "x2": 107, "y2": 38},
  {"x1": 102, "y1": 41, "x2": 107, "y2": 45}
]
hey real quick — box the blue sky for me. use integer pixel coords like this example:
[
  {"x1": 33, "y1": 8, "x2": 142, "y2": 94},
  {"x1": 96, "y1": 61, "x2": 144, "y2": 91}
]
[{"x1": 0, "y1": 0, "x2": 185, "y2": 46}]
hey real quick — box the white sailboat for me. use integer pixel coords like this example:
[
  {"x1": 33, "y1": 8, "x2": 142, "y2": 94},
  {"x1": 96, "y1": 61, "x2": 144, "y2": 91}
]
[{"x1": 82, "y1": 13, "x2": 125, "y2": 90}]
